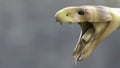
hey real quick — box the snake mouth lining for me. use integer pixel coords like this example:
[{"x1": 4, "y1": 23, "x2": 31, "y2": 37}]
[
  {"x1": 72, "y1": 20, "x2": 111, "y2": 62},
  {"x1": 72, "y1": 22, "x2": 95, "y2": 61},
  {"x1": 79, "y1": 22, "x2": 95, "y2": 43}
]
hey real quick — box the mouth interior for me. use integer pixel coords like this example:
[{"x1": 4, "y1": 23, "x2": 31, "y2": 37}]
[
  {"x1": 72, "y1": 22, "x2": 95, "y2": 61},
  {"x1": 79, "y1": 22, "x2": 95, "y2": 43}
]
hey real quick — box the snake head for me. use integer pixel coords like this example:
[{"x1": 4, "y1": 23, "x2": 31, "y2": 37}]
[{"x1": 55, "y1": 5, "x2": 120, "y2": 62}]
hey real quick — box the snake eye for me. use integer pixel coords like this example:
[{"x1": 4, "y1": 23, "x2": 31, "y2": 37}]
[
  {"x1": 78, "y1": 11, "x2": 84, "y2": 15},
  {"x1": 66, "y1": 14, "x2": 69, "y2": 16}
]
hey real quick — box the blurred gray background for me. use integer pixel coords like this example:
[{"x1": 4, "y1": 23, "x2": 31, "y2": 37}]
[{"x1": 0, "y1": 0, "x2": 120, "y2": 68}]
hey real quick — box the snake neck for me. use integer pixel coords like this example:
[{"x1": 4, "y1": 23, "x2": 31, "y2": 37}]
[{"x1": 110, "y1": 8, "x2": 120, "y2": 28}]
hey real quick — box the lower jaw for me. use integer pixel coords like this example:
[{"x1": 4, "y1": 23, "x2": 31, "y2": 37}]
[
  {"x1": 72, "y1": 22, "x2": 110, "y2": 61},
  {"x1": 72, "y1": 23, "x2": 95, "y2": 61}
]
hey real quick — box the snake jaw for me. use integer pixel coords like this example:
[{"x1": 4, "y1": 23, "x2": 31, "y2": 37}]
[{"x1": 72, "y1": 22, "x2": 110, "y2": 61}]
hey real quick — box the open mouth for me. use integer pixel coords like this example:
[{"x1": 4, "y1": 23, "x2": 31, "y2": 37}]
[
  {"x1": 72, "y1": 21, "x2": 111, "y2": 62},
  {"x1": 72, "y1": 22, "x2": 95, "y2": 61},
  {"x1": 55, "y1": 13, "x2": 112, "y2": 62},
  {"x1": 79, "y1": 22, "x2": 95, "y2": 44}
]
